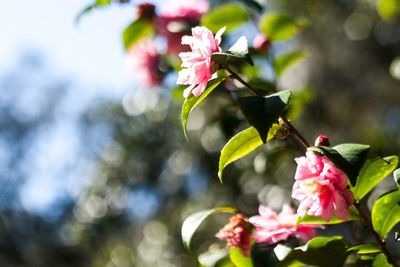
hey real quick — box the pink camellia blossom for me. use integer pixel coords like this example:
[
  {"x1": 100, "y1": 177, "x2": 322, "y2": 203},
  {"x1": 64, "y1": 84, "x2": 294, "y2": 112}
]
[
  {"x1": 249, "y1": 205, "x2": 318, "y2": 244},
  {"x1": 156, "y1": 0, "x2": 209, "y2": 55},
  {"x1": 216, "y1": 214, "x2": 253, "y2": 256},
  {"x1": 127, "y1": 39, "x2": 162, "y2": 88},
  {"x1": 177, "y1": 26, "x2": 225, "y2": 98},
  {"x1": 292, "y1": 149, "x2": 354, "y2": 222}
]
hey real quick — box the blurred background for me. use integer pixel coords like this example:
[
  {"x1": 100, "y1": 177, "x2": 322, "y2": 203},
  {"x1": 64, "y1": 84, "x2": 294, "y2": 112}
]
[{"x1": 0, "y1": 0, "x2": 400, "y2": 266}]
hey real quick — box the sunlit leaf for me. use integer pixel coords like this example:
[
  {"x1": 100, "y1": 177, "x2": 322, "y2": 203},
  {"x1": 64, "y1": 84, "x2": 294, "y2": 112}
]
[
  {"x1": 238, "y1": 90, "x2": 291, "y2": 143},
  {"x1": 394, "y1": 168, "x2": 400, "y2": 189},
  {"x1": 259, "y1": 13, "x2": 299, "y2": 42},
  {"x1": 347, "y1": 243, "x2": 381, "y2": 255},
  {"x1": 212, "y1": 36, "x2": 253, "y2": 66},
  {"x1": 372, "y1": 253, "x2": 391, "y2": 267},
  {"x1": 296, "y1": 207, "x2": 359, "y2": 225},
  {"x1": 198, "y1": 249, "x2": 229, "y2": 267},
  {"x1": 181, "y1": 77, "x2": 226, "y2": 140},
  {"x1": 76, "y1": 0, "x2": 112, "y2": 23},
  {"x1": 273, "y1": 51, "x2": 305, "y2": 77},
  {"x1": 229, "y1": 247, "x2": 253, "y2": 267},
  {"x1": 353, "y1": 156, "x2": 399, "y2": 201},
  {"x1": 372, "y1": 190, "x2": 400, "y2": 240},
  {"x1": 218, "y1": 127, "x2": 262, "y2": 182},
  {"x1": 122, "y1": 18, "x2": 154, "y2": 50},
  {"x1": 182, "y1": 206, "x2": 236, "y2": 250},
  {"x1": 308, "y1": 143, "x2": 370, "y2": 186},
  {"x1": 201, "y1": 4, "x2": 249, "y2": 33},
  {"x1": 376, "y1": 0, "x2": 400, "y2": 21},
  {"x1": 278, "y1": 236, "x2": 347, "y2": 267}
]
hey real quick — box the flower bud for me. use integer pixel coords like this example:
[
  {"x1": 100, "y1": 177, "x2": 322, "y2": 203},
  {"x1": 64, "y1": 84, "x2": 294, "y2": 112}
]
[{"x1": 314, "y1": 134, "x2": 330, "y2": 146}]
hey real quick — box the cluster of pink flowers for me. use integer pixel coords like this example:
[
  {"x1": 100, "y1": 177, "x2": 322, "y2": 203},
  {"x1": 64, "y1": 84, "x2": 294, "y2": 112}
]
[{"x1": 177, "y1": 26, "x2": 225, "y2": 97}]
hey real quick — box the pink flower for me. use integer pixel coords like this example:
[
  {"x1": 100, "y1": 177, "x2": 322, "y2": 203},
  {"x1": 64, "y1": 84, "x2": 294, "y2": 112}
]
[
  {"x1": 292, "y1": 150, "x2": 354, "y2": 222},
  {"x1": 249, "y1": 205, "x2": 318, "y2": 245},
  {"x1": 156, "y1": 0, "x2": 209, "y2": 55},
  {"x1": 177, "y1": 26, "x2": 225, "y2": 98},
  {"x1": 252, "y1": 33, "x2": 270, "y2": 51},
  {"x1": 216, "y1": 214, "x2": 252, "y2": 256},
  {"x1": 127, "y1": 39, "x2": 162, "y2": 88}
]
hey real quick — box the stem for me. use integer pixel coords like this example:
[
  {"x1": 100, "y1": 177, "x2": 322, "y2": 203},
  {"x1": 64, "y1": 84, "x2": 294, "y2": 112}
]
[
  {"x1": 225, "y1": 67, "x2": 311, "y2": 148},
  {"x1": 354, "y1": 203, "x2": 399, "y2": 267}
]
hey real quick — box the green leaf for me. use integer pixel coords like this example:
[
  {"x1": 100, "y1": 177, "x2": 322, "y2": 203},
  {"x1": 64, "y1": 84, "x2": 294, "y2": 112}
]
[
  {"x1": 273, "y1": 51, "x2": 305, "y2": 77},
  {"x1": 259, "y1": 13, "x2": 299, "y2": 42},
  {"x1": 308, "y1": 143, "x2": 370, "y2": 186},
  {"x1": 201, "y1": 4, "x2": 249, "y2": 33},
  {"x1": 372, "y1": 253, "x2": 391, "y2": 267},
  {"x1": 212, "y1": 36, "x2": 253, "y2": 66},
  {"x1": 238, "y1": 90, "x2": 291, "y2": 143},
  {"x1": 372, "y1": 190, "x2": 400, "y2": 240},
  {"x1": 76, "y1": 0, "x2": 112, "y2": 23},
  {"x1": 376, "y1": 0, "x2": 400, "y2": 21},
  {"x1": 218, "y1": 127, "x2": 263, "y2": 182},
  {"x1": 353, "y1": 156, "x2": 399, "y2": 201},
  {"x1": 394, "y1": 168, "x2": 400, "y2": 189},
  {"x1": 181, "y1": 77, "x2": 226, "y2": 140},
  {"x1": 122, "y1": 18, "x2": 154, "y2": 50},
  {"x1": 229, "y1": 247, "x2": 253, "y2": 267},
  {"x1": 286, "y1": 88, "x2": 314, "y2": 120},
  {"x1": 347, "y1": 243, "x2": 381, "y2": 255},
  {"x1": 296, "y1": 206, "x2": 359, "y2": 225},
  {"x1": 182, "y1": 206, "x2": 236, "y2": 250},
  {"x1": 198, "y1": 249, "x2": 229, "y2": 267},
  {"x1": 278, "y1": 236, "x2": 348, "y2": 267}
]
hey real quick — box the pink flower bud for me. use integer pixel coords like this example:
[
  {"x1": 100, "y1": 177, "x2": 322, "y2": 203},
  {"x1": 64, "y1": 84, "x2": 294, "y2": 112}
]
[
  {"x1": 216, "y1": 214, "x2": 252, "y2": 256},
  {"x1": 249, "y1": 205, "x2": 319, "y2": 245},
  {"x1": 252, "y1": 33, "x2": 271, "y2": 52},
  {"x1": 292, "y1": 151, "x2": 354, "y2": 222},
  {"x1": 314, "y1": 135, "x2": 330, "y2": 146},
  {"x1": 136, "y1": 3, "x2": 156, "y2": 20}
]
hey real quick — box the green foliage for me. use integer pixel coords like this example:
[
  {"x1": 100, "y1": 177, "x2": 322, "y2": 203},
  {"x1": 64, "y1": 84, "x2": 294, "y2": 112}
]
[
  {"x1": 198, "y1": 249, "x2": 229, "y2": 267},
  {"x1": 352, "y1": 156, "x2": 399, "y2": 201},
  {"x1": 181, "y1": 76, "x2": 227, "y2": 140},
  {"x1": 218, "y1": 127, "x2": 263, "y2": 182},
  {"x1": 376, "y1": 0, "x2": 400, "y2": 21},
  {"x1": 201, "y1": 4, "x2": 249, "y2": 33},
  {"x1": 308, "y1": 143, "x2": 370, "y2": 186},
  {"x1": 229, "y1": 247, "x2": 253, "y2": 267},
  {"x1": 182, "y1": 206, "x2": 236, "y2": 250},
  {"x1": 372, "y1": 253, "x2": 391, "y2": 267},
  {"x1": 122, "y1": 18, "x2": 154, "y2": 50},
  {"x1": 347, "y1": 243, "x2": 381, "y2": 255},
  {"x1": 394, "y1": 168, "x2": 400, "y2": 189},
  {"x1": 278, "y1": 236, "x2": 348, "y2": 267},
  {"x1": 296, "y1": 207, "x2": 359, "y2": 225},
  {"x1": 259, "y1": 13, "x2": 300, "y2": 42},
  {"x1": 371, "y1": 190, "x2": 400, "y2": 240},
  {"x1": 76, "y1": 0, "x2": 112, "y2": 22},
  {"x1": 273, "y1": 51, "x2": 305, "y2": 77},
  {"x1": 238, "y1": 90, "x2": 291, "y2": 143},
  {"x1": 212, "y1": 36, "x2": 254, "y2": 67},
  {"x1": 286, "y1": 88, "x2": 314, "y2": 120}
]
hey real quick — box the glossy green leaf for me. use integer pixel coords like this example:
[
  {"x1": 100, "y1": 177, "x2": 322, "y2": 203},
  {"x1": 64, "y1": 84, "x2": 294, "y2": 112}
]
[
  {"x1": 372, "y1": 190, "x2": 400, "y2": 240},
  {"x1": 198, "y1": 249, "x2": 229, "y2": 267},
  {"x1": 376, "y1": 0, "x2": 400, "y2": 21},
  {"x1": 212, "y1": 36, "x2": 253, "y2": 66},
  {"x1": 372, "y1": 253, "x2": 391, "y2": 267},
  {"x1": 229, "y1": 247, "x2": 253, "y2": 267},
  {"x1": 218, "y1": 127, "x2": 263, "y2": 182},
  {"x1": 296, "y1": 207, "x2": 359, "y2": 225},
  {"x1": 394, "y1": 168, "x2": 400, "y2": 189},
  {"x1": 259, "y1": 13, "x2": 299, "y2": 42},
  {"x1": 201, "y1": 4, "x2": 249, "y2": 33},
  {"x1": 353, "y1": 156, "x2": 399, "y2": 201},
  {"x1": 182, "y1": 206, "x2": 236, "y2": 250},
  {"x1": 347, "y1": 243, "x2": 381, "y2": 255},
  {"x1": 76, "y1": 0, "x2": 112, "y2": 23},
  {"x1": 273, "y1": 51, "x2": 305, "y2": 77},
  {"x1": 308, "y1": 143, "x2": 370, "y2": 186},
  {"x1": 181, "y1": 77, "x2": 226, "y2": 140},
  {"x1": 238, "y1": 90, "x2": 291, "y2": 143},
  {"x1": 122, "y1": 18, "x2": 154, "y2": 50},
  {"x1": 278, "y1": 236, "x2": 347, "y2": 267}
]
